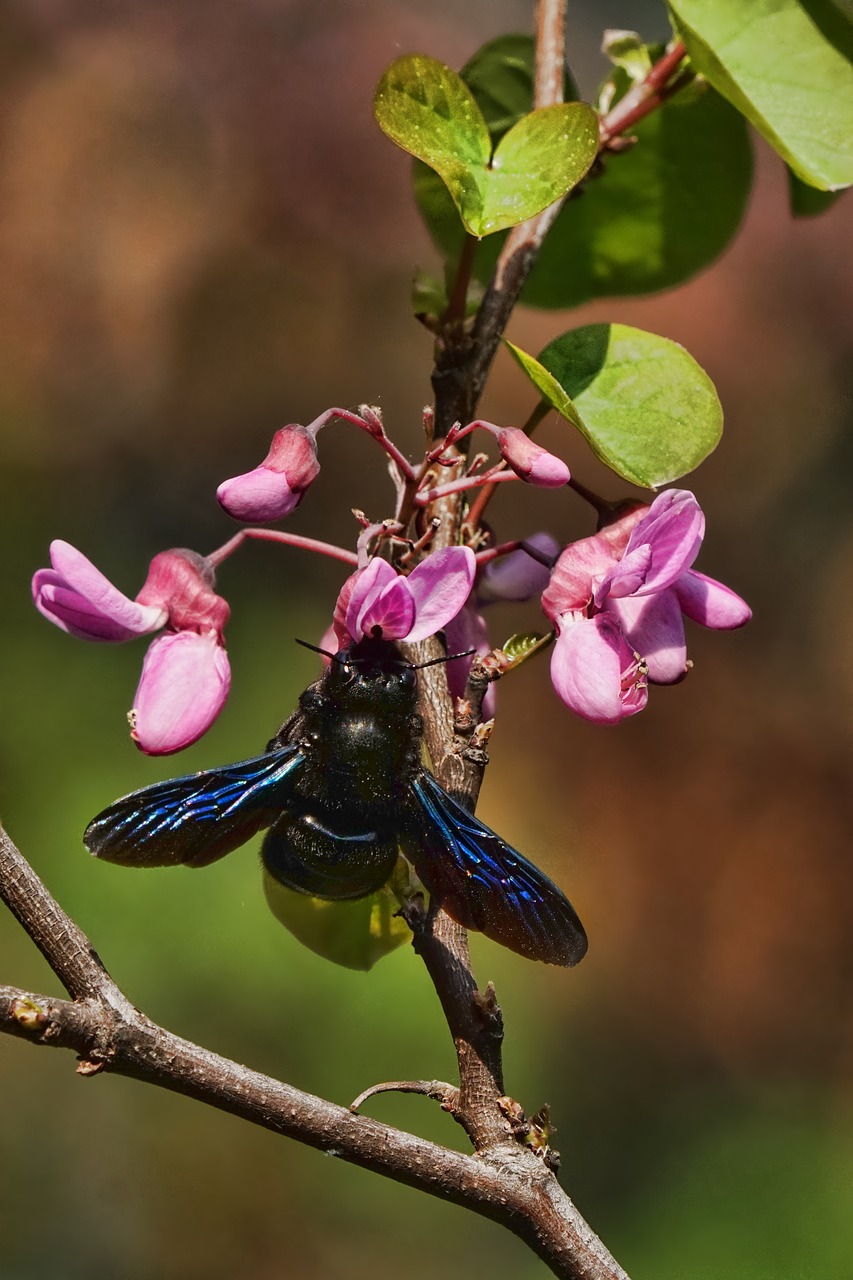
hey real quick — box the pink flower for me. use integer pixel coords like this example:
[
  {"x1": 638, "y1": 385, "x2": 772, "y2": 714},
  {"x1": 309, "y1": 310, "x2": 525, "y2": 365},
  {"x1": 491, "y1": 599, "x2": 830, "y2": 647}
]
[
  {"x1": 33, "y1": 542, "x2": 231, "y2": 754},
  {"x1": 336, "y1": 546, "x2": 476, "y2": 647},
  {"x1": 542, "y1": 490, "x2": 751, "y2": 724},
  {"x1": 217, "y1": 423, "x2": 321, "y2": 522}
]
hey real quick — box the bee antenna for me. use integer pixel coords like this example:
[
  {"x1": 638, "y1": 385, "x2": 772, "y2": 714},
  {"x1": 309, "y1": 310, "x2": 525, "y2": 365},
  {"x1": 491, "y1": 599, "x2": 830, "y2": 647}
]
[
  {"x1": 295, "y1": 638, "x2": 344, "y2": 665},
  {"x1": 410, "y1": 648, "x2": 476, "y2": 670}
]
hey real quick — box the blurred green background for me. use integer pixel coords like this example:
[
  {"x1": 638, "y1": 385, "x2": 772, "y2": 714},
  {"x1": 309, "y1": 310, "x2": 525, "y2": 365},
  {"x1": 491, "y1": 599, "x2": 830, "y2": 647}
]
[{"x1": 1, "y1": 1, "x2": 852, "y2": 1277}]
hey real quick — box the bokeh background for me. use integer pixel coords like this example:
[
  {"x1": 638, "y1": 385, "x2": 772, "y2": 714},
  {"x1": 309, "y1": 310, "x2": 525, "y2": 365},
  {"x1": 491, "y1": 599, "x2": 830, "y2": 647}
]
[{"x1": 1, "y1": 1, "x2": 851, "y2": 1277}]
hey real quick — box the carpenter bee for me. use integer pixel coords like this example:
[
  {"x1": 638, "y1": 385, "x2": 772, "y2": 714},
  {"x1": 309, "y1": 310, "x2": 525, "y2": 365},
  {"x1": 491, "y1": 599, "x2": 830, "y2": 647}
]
[{"x1": 85, "y1": 635, "x2": 587, "y2": 966}]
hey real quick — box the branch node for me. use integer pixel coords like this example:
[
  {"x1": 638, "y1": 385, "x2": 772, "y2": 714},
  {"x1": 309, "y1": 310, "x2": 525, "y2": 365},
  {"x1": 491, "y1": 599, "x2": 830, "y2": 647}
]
[
  {"x1": 471, "y1": 981, "x2": 504, "y2": 1042},
  {"x1": 76, "y1": 1057, "x2": 106, "y2": 1077},
  {"x1": 349, "y1": 1079, "x2": 460, "y2": 1115},
  {"x1": 11, "y1": 997, "x2": 47, "y2": 1031}
]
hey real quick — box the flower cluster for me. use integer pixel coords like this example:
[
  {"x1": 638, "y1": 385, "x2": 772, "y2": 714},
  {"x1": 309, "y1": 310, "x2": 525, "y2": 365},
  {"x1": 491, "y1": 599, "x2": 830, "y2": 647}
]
[
  {"x1": 542, "y1": 490, "x2": 751, "y2": 723},
  {"x1": 34, "y1": 543, "x2": 230, "y2": 754},
  {"x1": 32, "y1": 407, "x2": 750, "y2": 752}
]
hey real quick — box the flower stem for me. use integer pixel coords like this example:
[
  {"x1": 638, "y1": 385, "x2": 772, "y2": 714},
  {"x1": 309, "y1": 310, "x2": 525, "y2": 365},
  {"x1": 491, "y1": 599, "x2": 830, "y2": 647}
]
[
  {"x1": 414, "y1": 469, "x2": 519, "y2": 508},
  {"x1": 322, "y1": 407, "x2": 418, "y2": 483},
  {"x1": 206, "y1": 529, "x2": 359, "y2": 569},
  {"x1": 463, "y1": 402, "x2": 550, "y2": 533}
]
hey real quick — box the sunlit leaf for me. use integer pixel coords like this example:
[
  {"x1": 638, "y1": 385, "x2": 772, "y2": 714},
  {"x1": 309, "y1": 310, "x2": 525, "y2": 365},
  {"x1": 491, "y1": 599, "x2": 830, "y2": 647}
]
[
  {"x1": 414, "y1": 47, "x2": 752, "y2": 306},
  {"x1": 504, "y1": 340, "x2": 584, "y2": 429},
  {"x1": 509, "y1": 324, "x2": 723, "y2": 488},
  {"x1": 670, "y1": 0, "x2": 853, "y2": 190},
  {"x1": 602, "y1": 29, "x2": 654, "y2": 81},
  {"x1": 461, "y1": 33, "x2": 578, "y2": 139},
  {"x1": 376, "y1": 54, "x2": 597, "y2": 237}
]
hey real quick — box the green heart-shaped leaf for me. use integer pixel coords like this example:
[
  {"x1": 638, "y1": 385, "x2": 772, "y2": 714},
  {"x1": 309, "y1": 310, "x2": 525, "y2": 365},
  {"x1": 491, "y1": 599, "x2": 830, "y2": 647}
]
[
  {"x1": 669, "y1": 0, "x2": 853, "y2": 190},
  {"x1": 508, "y1": 324, "x2": 723, "y2": 488},
  {"x1": 414, "y1": 41, "x2": 752, "y2": 307},
  {"x1": 375, "y1": 54, "x2": 598, "y2": 237}
]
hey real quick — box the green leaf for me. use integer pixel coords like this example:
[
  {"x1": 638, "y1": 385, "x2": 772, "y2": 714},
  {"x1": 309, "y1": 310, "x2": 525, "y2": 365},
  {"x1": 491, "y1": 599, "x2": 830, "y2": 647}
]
[
  {"x1": 509, "y1": 324, "x2": 723, "y2": 488},
  {"x1": 375, "y1": 54, "x2": 491, "y2": 230},
  {"x1": 669, "y1": 0, "x2": 853, "y2": 190},
  {"x1": 504, "y1": 340, "x2": 584, "y2": 429},
  {"x1": 263, "y1": 865, "x2": 413, "y2": 971},
  {"x1": 500, "y1": 631, "x2": 554, "y2": 669},
  {"x1": 788, "y1": 166, "x2": 847, "y2": 216},
  {"x1": 525, "y1": 77, "x2": 752, "y2": 307},
  {"x1": 414, "y1": 49, "x2": 753, "y2": 307},
  {"x1": 376, "y1": 54, "x2": 598, "y2": 237},
  {"x1": 478, "y1": 103, "x2": 599, "y2": 236},
  {"x1": 602, "y1": 29, "x2": 655, "y2": 82}
]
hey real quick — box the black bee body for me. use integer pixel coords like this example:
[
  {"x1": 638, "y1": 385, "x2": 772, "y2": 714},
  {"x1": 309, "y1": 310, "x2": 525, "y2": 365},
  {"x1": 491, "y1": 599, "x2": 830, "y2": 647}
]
[
  {"x1": 85, "y1": 636, "x2": 588, "y2": 966},
  {"x1": 263, "y1": 637, "x2": 422, "y2": 900}
]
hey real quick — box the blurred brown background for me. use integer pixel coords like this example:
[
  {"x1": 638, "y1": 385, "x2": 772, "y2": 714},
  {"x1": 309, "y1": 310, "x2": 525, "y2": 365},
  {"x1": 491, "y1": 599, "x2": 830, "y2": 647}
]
[{"x1": 1, "y1": 1, "x2": 851, "y2": 1277}]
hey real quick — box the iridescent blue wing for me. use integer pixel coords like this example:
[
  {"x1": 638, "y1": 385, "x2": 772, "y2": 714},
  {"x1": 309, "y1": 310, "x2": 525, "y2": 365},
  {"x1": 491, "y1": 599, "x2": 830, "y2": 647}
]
[
  {"x1": 84, "y1": 746, "x2": 305, "y2": 868},
  {"x1": 408, "y1": 771, "x2": 587, "y2": 967}
]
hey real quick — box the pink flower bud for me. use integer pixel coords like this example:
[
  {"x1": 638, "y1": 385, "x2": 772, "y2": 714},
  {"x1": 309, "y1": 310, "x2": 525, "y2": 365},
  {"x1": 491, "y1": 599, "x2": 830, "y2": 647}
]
[
  {"x1": 496, "y1": 428, "x2": 570, "y2": 487},
  {"x1": 217, "y1": 424, "x2": 320, "y2": 522}
]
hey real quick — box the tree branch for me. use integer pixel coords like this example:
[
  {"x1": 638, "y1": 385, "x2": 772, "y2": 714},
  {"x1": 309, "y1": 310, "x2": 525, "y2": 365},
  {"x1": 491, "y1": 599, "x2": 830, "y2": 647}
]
[{"x1": 0, "y1": 826, "x2": 627, "y2": 1280}]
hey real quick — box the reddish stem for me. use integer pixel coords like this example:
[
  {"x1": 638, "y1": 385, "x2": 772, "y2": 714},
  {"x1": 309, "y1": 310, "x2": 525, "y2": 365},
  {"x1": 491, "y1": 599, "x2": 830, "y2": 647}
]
[
  {"x1": 599, "y1": 41, "x2": 688, "y2": 144},
  {"x1": 320, "y1": 407, "x2": 419, "y2": 483},
  {"x1": 414, "y1": 469, "x2": 519, "y2": 508},
  {"x1": 207, "y1": 528, "x2": 358, "y2": 569}
]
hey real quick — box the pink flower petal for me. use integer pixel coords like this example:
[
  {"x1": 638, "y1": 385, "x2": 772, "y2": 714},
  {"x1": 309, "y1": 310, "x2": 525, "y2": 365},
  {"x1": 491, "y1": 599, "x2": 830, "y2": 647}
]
[
  {"x1": 606, "y1": 588, "x2": 688, "y2": 684},
  {"x1": 332, "y1": 569, "x2": 360, "y2": 648},
  {"x1": 263, "y1": 424, "x2": 321, "y2": 488},
  {"x1": 675, "y1": 570, "x2": 752, "y2": 629},
  {"x1": 132, "y1": 631, "x2": 231, "y2": 755},
  {"x1": 357, "y1": 576, "x2": 416, "y2": 640},
  {"x1": 550, "y1": 613, "x2": 648, "y2": 724},
  {"x1": 346, "y1": 559, "x2": 397, "y2": 639},
  {"x1": 33, "y1": 541, "x2": 166, "y2": 641},
  {"x1": 404, "y1": 546, "x2": 476, "y2": 643},
  {"x1": 593, "y1": 544, "x2": 654, "y2": 605},
  {"x1": 217, "y1": 467, "x2": 303, "y2": 522},
  {"x1": 624, "y1": 489, "x2": 705, "y2": 595},
  {"x1": 541, "y1": 533, "x2": 618, "y2": 622}
]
